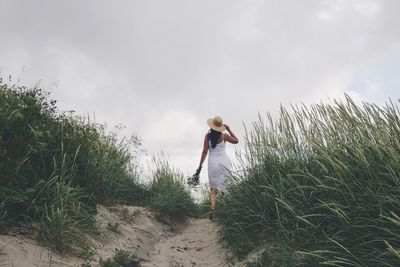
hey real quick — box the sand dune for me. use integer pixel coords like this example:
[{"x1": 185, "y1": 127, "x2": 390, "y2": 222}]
[{"x1": 0, "y1": 205, "x2": 233, "y2": 267}]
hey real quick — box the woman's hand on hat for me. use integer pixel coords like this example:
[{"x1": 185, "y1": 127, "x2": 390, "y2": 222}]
[{"x1": 223, "y1": 123, "x2": 230, "y2": 131}]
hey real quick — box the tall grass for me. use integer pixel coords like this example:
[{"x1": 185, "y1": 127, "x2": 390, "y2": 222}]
[
  {"x1": 219, "y1": 96, "x2": 400, "y2": 266},
  {"x1": 148, "y1": 157, "x2": 198, "y2": 221},
  {"x1": 0, "y1": 81, "x2": 200, "y2": 255},
  {"x1": 32, "y1": 146, "x2": 95, "y2": 252},
  {"x1": 0, "y1": 82, "x2": 146, "y2": 252}
]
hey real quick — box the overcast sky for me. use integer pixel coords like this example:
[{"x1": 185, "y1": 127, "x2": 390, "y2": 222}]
[{"x1": 1, "y1": 0, "x2": 399, "y2": 183}]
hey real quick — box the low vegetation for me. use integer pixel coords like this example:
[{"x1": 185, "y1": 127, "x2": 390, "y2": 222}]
[
  {"x1": 148, "y1": 157, "x2": 199, "y2": 221},
  {"x1": 5, "y1": 79, "x2": 399, "y2": 266},
  {"x1": 219, "y1": 96, "x2": 400, "y2": 266},
  {"x1": 99, "y1": 248, "x2": 140, "y2": 267},
  {"x1": 0, "y1": 81, "x2": 197, "y2": 255}
]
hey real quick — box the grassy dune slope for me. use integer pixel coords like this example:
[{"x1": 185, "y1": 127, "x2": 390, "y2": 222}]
[
  {"x1": 219, "y1": 96, "x2": 400, "y2": 266},
  {"x1": 0, "y1": 82, "x2": 198, "y2": 257}
]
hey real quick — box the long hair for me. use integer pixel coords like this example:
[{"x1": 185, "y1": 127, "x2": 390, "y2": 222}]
[{"x1": 209, "y1": 129, "x2": 221, "y2": 148}]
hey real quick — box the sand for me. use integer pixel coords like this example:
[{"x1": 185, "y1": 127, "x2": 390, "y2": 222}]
[
  {"x1": 142, "y1": 218, "x2": 231, "y2": 267},
  {"x1": 0, "y1": 206, "x2": 234, "y2": 267}
]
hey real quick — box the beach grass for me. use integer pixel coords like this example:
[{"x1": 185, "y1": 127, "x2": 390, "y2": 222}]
[
  {"x1": 0, "y1": 81, "x2": 200, "y2": 253},
  {"x1": 0, "y1": 82, "x2": 145, "y2": 252},
  {"x1": 148, "y1": 156, "x2": 199, "y2": 221},
  {"x1": 219, "y1": 96, "x2": 400, "y2": 266}
]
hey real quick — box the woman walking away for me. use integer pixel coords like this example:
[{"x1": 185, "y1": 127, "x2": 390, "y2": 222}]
[{"x1": 196, "y1": 116, "x2": 238, "y2": 220}]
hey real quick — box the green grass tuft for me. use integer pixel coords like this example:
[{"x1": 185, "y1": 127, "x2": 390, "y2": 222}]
[
  {"x1": 100, "y1": 248, "x2": 141, "y2": 267},
  {"x1": 148, "y1": 157, "x2": 198, "y2": 221}
]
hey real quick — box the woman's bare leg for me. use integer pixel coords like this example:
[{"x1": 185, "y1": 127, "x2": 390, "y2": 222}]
[
  {"x1": 209, "y1": 188, "x2": 217, "y2": 210},
  {"x1": 209, "y1": 188, "x2": 218, "y2": 219}
]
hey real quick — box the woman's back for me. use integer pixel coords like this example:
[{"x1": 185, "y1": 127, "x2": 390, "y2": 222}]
[
  {"x1": 208, "y1": 136, "x2": 230, "y2": 193},
  {"x1": 209, "y1": 139, "x2": 227, "y2": 156}
]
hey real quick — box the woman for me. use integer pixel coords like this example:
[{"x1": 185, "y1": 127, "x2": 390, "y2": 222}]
[{"x1": 196, "y1": 116, "x2": 238, "y2": 220}]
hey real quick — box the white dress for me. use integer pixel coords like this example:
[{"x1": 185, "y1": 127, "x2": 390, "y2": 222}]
[{"x1": 208, "y1": 137, "x2": 231, "y2": 192}]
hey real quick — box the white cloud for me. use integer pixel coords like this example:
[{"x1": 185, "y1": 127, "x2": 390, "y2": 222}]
[
  {"x1": 0, "y1": 0, "x2": 399, "y2": 176},
  {"x1": 353, "y1": 0, "x2": 382, "y2": 16}
]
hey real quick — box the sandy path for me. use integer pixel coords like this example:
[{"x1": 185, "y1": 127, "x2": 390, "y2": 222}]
[
  {"x1": 142, "y1": 218, "x2": 232, "y2": 267},
  {"x1": 0, "y1": 206, "x2": 235, "y2": 267}
]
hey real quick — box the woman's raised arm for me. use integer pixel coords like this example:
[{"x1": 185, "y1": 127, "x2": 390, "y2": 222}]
[{"x1": 223, "y1": 124, "x2": 238, "y2": 144}]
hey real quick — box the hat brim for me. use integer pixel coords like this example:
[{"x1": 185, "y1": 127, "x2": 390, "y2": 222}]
[{"x1": 207, "y1": 118, "x2": 225, "y2": 132}]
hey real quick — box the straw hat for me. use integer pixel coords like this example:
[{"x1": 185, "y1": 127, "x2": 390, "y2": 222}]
[{"x1": 207, "y1": 116, "x2": 225, "y2": 132}]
